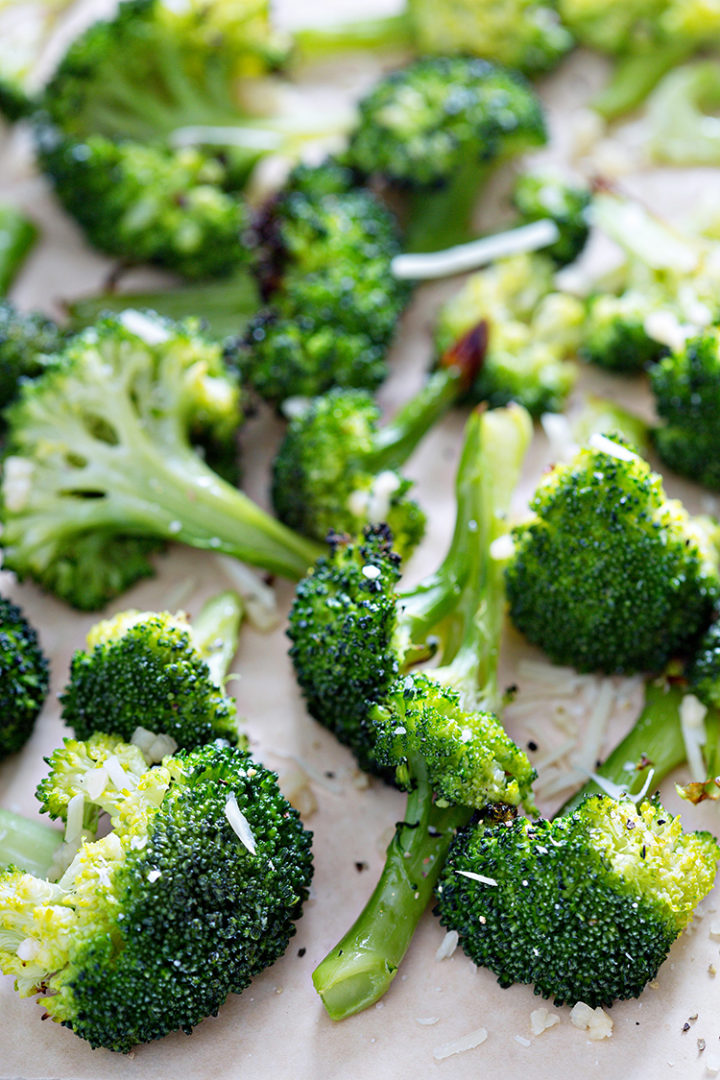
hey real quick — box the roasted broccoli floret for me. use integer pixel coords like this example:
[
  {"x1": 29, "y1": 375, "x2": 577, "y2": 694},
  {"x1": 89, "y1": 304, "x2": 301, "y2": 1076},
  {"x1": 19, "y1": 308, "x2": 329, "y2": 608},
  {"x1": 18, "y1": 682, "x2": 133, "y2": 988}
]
[
  {"x1": 0, "y1": 595, "x2": 49, "y2": 758},
  {"x1": 236, "y1": 177, "x2": 408, "y2": 405},
  {"x1": 580, "y1": 291, "x2": 669, "y2": 373},
  {"x1": 295, "y1": 0, "x2": 574, "y2": 75},
  {"x1": 434, "y1": 252, "x2": 583, "y2": 414},
  {"x1": 0, "y1": 204, "x2": 37, "y2": 295},
  {"x1": 60, "y1": 591, "x2": 244, "y2": 751},
  {"x1": 436, "y1": 793, "x2": 719, "y2": 1006},
  {"x1": 0, "y1": 310, "x2": 321, "y2": 610},
  {"x1": 271, "y1": 336, "x2": 483, "y2": 556},
  {"x1": 689, "y1": 621, "x2": 720, "y2": 713},
  {"x1": 557, "y1": 0, "x2": 720, "y2": 119},
  {"x1": 312, "y1": 405, "x2": 536, "y2": 1019},
  {"x1": 0, "y1": 301, "x2": 65, "y2": 420},
  {"x1": 0, "y1": 735, "x2": 313, "y2": 1051},
  {"x1": 651, "y1": 328, "x2": 720, "y2": 491},
  {"x1": 505, "y1": 434, "x2": 720, "y2": 673},
  {"x1": 344, "y1": 57, "x2": 547, "y2": 252},
  {"x1": 511, "y1": 172, "x2": 591, "y2": 268}
]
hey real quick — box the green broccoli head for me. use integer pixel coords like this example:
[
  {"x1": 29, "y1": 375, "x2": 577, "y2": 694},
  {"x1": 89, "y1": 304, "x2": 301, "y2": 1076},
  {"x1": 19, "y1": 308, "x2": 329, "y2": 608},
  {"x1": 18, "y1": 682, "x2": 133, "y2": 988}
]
[
  {"x1": 511, "y1": 172, "x2": 591, "y2": 267},
  {"x1": 505, "y1": 435, "x2": 720, "y2": 672},
  {"x1": 436, "y1": 794, "x2": 719, "y2": 1006},
  {"x1": 0, "y1": 596, "x2": 49, "y2": 759},
  {"x1": 688, "y1": 619, "x2": 720, "y2": 710},
  {"x1": 580, "y1": 291, "x2": 669, "y2": 373},
  {"x1": 370, "y1": 672, "x2": 536, "y2": 810},
  {"x1": 37, "y1": 128, "x2": 250, "y2": 280},
  {"x1": 59, "y1": 608, "x2": 240, "y2": 750},
  {"x1": 651, "y1": 328, "x2": 720, "y2": 491},
  {"x1": 346, "y1": 56, "x2": 546, "y2": 189},
  {"x1": 407, "y1": 0, "x2": 574, "y2": 74},
  {"x1": 2, "y1": 735, "x2": 313, "y2": 1052},
  {"x1": 0, "y1": 302, "x2": 65, "y2": 419}
]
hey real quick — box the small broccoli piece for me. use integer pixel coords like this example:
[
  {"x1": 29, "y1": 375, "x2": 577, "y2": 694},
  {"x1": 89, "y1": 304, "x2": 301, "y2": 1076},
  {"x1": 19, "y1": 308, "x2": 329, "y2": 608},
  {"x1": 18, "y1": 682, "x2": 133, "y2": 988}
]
[
  {"x1": 0, "y1": 595, "x2": 49, "y2": 758},
  {"x1": 580, "y1": 291, "x2": 669, "y2": 373},
  {"x1": 557, "y1": 0, "x2": 720, "y2": 119},
  {"x1": 312, "y1": 405, "x2": 535, "y2": 1019},
  {"x1": 60, "y1": 591, "x2": 244, "y2": 751},
  {"x1": 511, "y1": 172, "x2": 591, "y2": 268},
  {"x1": 688, "y1": 621, "x2": 720, "y2": 712},
  {"x1": 0, "y1": 310, "x2": 321, "y2": 610},
  {"x1": 344, "y1": 57, "x2": 547, "y2": 252},
  {"x1": 434, "y1": 252, "x2": 582, "y2": 415},
  {"x1": 651, "y1": 328, "x2": 720, "y2": 491},
  {"x1": 0, "y1": 734, "x2": 313, "y2": 1051},
  {"x1": 0, "y1": 301, "x2": 65, "y2": 420},
  {"x1": 271, "y1": 338, "x2": 483, "y2": 555},
  {"x1": 506, "y1": 435, "x2": 720, "y2": 673},
  {"x1": 648, "y1": 62, "x2": 720, "y2": 166},
  {"x1": 0, "y1": 204, "x2": 37, "y2": 295},
  {"x1": 237, "y1": 181, "x2": 408, "y2": 405},
  {"x1": 436, "y1": 794, "x2": 719, "y2": 1006},
  {"x1": 294, "y1": 0, "x2": 573, "y2": 75}
]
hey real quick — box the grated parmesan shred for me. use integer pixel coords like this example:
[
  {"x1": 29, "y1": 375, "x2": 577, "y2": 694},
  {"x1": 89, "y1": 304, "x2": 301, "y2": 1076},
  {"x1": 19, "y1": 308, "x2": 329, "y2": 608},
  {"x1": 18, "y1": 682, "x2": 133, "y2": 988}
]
[
  {"x1": 679, "y1": 695, "x2": 709, "y2": 782},
  {"x1": 224, "y1": 794, "x2": 257, "y2": 855}
]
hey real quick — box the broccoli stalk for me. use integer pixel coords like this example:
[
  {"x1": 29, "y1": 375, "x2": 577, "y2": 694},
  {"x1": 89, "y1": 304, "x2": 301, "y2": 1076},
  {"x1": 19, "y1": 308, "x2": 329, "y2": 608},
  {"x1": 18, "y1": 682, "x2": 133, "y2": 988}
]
[
  {"x1": 0, "y1": 595, "x2": 50, "y2": 759},
  {"x1": 311, "y1": 405, "x2": 535, "y2": 1020},
  {"x1": 591, "y1": 44, "x2": 691, "y2": 120},
  {"x1": 0, "y1": 808, "x2": 63, "y2": 877},
  {"x1": 0, "y1": 204, "x2": 37, "y2": 295}
]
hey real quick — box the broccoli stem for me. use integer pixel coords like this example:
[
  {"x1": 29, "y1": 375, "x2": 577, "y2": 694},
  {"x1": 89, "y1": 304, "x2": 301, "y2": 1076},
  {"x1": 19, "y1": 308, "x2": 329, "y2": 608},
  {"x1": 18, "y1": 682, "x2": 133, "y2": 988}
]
[
  {"x1": 312, "y1": 756, "x2": 471, "y2": 1020},
  {"x1": 592, "y1": 44, "x2": 693, "y2": 121},
  {"x1": 292, "y1": 13, "x2": 412, "y2": 61},
  {"x1": 0, "y1": 808, "x2": 63, "y2": 876},
  {"x1": 190, "y1": 590, "x2": 244, "y2": 687},
  {"x1": 559, "y1": 680, "x2": 717, "y2": 815},
  {"x1": 67, "y1": 270, "x2": 261, "y2": 341},
  {"x1": 404, "y1": 159, "x2": 493, "y2": 253},
  {"x1": 0, "y1": 205, "x2": 37, "y2": 295}
]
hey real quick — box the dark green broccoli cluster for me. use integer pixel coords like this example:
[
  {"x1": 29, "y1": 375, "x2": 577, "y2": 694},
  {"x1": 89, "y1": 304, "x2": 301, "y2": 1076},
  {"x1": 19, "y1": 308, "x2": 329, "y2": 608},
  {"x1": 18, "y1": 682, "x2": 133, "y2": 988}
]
[
  {"x1": 580, "y1": 291, "x2": 669, "y2": 373},
  {"x1": 0, "y1": 302, "x2": 65, "y2": 420},
  {"x1": 511, "y1": 172, "x2": 591, "y2": 268},
  {"x1": 436, "y1": 795, "x2": 719, "y2": 1006},
  {"x1": 651, "y1": 328, "x2": 720, "y2": 491},
  {"x1": 239, "y1": 179, "x2": 408, "y2": 405},
  {"x1": 60, "y1": 597, "x2": 243, "y2": 749},
  {"x1": 505, "y1": 436, "x2": 720, "y2": 672},
  {"x1": 344, "y1": 57, "x2": 547, "y2": 251},
  {"x1": 0, "y1": 735, "x2": 313, "y2": 1052},
  {"x1": 688, "y1": 619, "x2": 720, "y2": 709},
  {"x1": 0, "y1": 596, "x2": 49, "y2": 758}
]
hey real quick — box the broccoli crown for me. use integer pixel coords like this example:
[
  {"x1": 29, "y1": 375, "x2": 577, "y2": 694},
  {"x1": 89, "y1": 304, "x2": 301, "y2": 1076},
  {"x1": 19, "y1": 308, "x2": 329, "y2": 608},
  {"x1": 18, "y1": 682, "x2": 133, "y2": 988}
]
[
  {"x1": 0, "y1": 302, "x2": 65, "y2": 417},
  {"x1": 580, "y1": 290, "x2": 670, "y2": 373},
  {"x1": 506, "y1": 436, "x2": 720, "y2": 672},
  {"x1": 345, "y1": 57, "x2": 546, "y2": 188},
  {"x1": 436, "y1": 795, "x2": 719, "y2": 1006},
  {"x1": 511, "y1": 172, "x2": 591, "y2": 267},
  {"x1": 239, "y1": 185, "x2": 408, "y2": 404},
  {"x1": 271, "y1": 389, "x2": 425, "y2": 558},
  {"x1": 2, "y1": 736, "x2": 313, "y2": 1052},
  {"x1": 37, "y1": 128, "x2": 250, "y2": 280},
  {"x1": 651, "y1": 328, "x2": 720, "y2": 491},
  {"x1": 287, "y1": 526, "x2": 403, "y2": 774},
  {"x1": 370, "y1": 672, "x2": 536, "y2": 810},
  {"x1": 688, "y1": 618, "x2": 720, "y2": 710},
  {"x1": 407, "y1": 0, "x2": 574, "y2": 73},
  {"x1": 435, "y1": 253, "x2": 581, "y2": 415},
  {"x1": 557, "y1": 0, "x2": 720, "y2": 53},
  {"x1": 59, "y1": 610, "x2": 240, "y2": 749},
  {"x1": 0, "y1": 595, "x2": 49, "y2": 758}
]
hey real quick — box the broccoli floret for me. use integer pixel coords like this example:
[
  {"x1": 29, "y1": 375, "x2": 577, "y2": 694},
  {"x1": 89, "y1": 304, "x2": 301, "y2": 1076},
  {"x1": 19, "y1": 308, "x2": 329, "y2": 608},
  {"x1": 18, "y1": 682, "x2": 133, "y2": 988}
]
[
  {"x1": 511, "y1": 172, "x2": 591, "y2": 268},
  {"x1": 294, "y1": 0, "x2": 574, "y2": 75},
  {"x1": 344, "y1": 57, "x2": 547, "y2": 252},
  {"x1": 434, "y1": 252, "x2": 582, "y2": 415},
  {"x1": 651, "y1": 328, "x2": 720, "y2": 491},
  {"x1": 0, "y1": 595, "x2": 49, "y2": 758},
  {"x1": 0, "y1": 735, "x2": 313, "y2": 1051},
  {"x1": 436, "y1": 794, "x2": 719, "y2": 1006},
  {"x1": 505, "y1": 435, "x2": 720, "y2": 673},
  {"x1": 0, "y1": 301, "x2": 65, "y2": 419},
  {"x1": 271, "y1": 340, "x2": 483, "y2": 556},
  {"x1": 580, "y1": 291, "x2": 669, "y2": 373},
  {"x1": 557, "y1": 0, "x2": 720, "y2": 118},
  {"x1": 60, "y1": 591, "x2": 244, "y2": 751},
  {"x1": 311, "y1": 405, "x2": 535, "y2": 1019},
  {"x1": 237, "y1": 182, "x2": 408, "y2": 405},
  {"x1": 0, "y1": 204, "x2": 37, "y2": 295},
  {"x1": 648, "y1": 62, "x2": 720, "y2": 166},
  {"x1": 0, "y1": 310, "x2": 321, "y2": 610}
]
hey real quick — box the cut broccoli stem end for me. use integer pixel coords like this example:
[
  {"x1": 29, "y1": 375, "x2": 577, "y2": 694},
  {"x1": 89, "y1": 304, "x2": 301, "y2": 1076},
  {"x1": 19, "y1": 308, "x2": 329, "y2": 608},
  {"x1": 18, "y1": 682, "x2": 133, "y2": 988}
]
[
  {"x1": 190, "y1": 590, "x2": 244, "y2": 687},
  {"x1": 293, "y1": 13, "x2": 412, "y2": 62},
  {"x1": 404, "y1": 160, "x2": 494, "y2": 254},
  {"x1": 312, "y1": 764, "x2": 471, "y2": 1020},
  {"x1": 0, "y1": 206, "x2": 38, "y2": 296},
  {"x1": 592, "y1": 44, "x2": 693, "y2": 121},
  {"x1": 0, "y1": 808, "x2": 64, "y2": 877}
]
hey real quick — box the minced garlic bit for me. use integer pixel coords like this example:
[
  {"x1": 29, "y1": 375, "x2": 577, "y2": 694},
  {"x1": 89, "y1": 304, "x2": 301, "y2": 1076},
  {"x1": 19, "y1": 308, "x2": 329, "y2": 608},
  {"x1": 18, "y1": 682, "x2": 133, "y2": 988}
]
[
  {"x1": 570, "y1": 1001, "x2": 614, "y2": 1040},
  {"x1": 435, "y1": 930, "x2": 459, "y2": 961},
  {"x1": 433, "y1": 1027, "x2": 488, "y2": 1061},
  {"x1": 530, "y1": 1007, "x2": 560, "y2": 1036}
]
